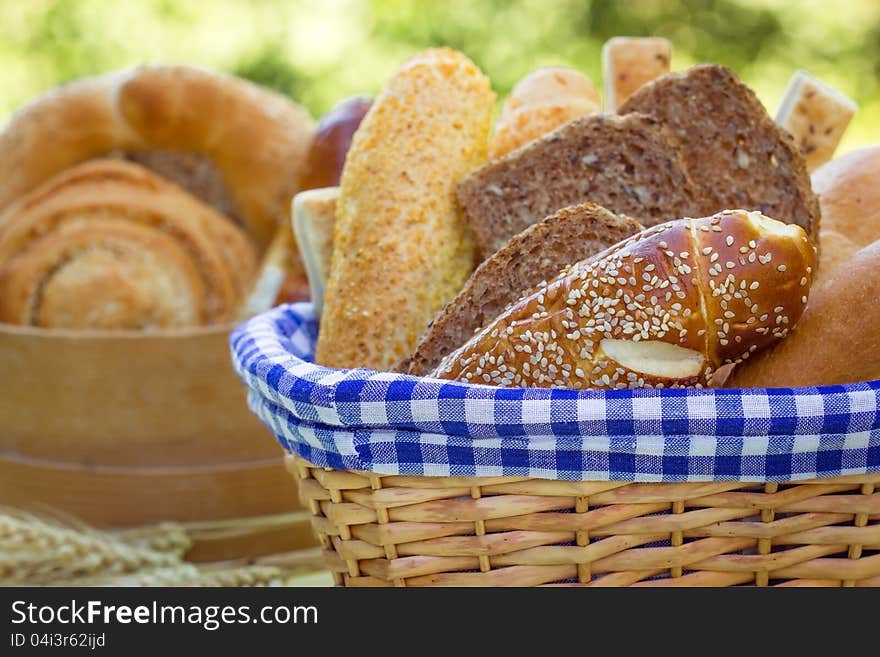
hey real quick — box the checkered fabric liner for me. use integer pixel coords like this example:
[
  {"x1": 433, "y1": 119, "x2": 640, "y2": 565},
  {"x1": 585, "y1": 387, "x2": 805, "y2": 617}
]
[{"x1": 230, "y1": 303, "x2": 880, "y2": 483}]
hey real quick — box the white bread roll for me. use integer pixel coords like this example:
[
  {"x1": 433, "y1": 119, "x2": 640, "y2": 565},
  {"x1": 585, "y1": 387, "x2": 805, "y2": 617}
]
[
  {"x1": 811, "y1": 146, "x2": 880, "y2": 278},
  {"x1": 728, "y1": 238, "x2": 880, "y2": 388}
]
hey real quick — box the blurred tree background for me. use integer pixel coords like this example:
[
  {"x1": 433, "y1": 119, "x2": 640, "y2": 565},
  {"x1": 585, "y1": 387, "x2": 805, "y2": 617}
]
[{"x1": 0, "y1": 0, "x2": 877, "y2": 153}]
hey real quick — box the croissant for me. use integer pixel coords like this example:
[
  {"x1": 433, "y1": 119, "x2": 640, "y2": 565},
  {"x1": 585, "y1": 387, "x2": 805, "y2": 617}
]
[{"x1": 0, "y1": 159, "x2": 257, "y2": 329}]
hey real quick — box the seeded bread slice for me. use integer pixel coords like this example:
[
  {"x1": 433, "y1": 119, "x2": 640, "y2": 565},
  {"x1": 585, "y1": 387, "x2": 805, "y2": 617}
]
[
  {"x1": 456, "y1": 112, "x2": 698, "y2": 260},
  {"x1": 619, "y1": 64, "x2": 820, "y2": 240},
  {"x1": 404, "y1": 202, "x2": 643, "y2": 375}
]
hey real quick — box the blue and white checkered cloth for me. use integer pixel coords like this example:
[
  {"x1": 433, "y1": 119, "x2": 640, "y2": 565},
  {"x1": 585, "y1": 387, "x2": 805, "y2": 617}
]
[{"x1": 230, "y1": 303, "x2": 880, "y2": 483}]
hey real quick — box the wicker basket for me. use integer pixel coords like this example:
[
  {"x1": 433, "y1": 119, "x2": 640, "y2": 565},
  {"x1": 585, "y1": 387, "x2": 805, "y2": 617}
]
[
  {"x1": 231, "y1": 304, "x2": 880, "y2": 587},
  {"x1": 289, "y1": 456, "x2": 880, "y2": 587}
]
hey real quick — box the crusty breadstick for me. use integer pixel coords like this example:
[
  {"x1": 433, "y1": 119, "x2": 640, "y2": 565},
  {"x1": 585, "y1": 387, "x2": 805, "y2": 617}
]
[
  {"x1": 291, "y1": 186, "x2": 339, "y2": 316},
  {"x1": 775, "y1": 69, "x2": 857, "y2": 172},
  {"x1": 602, "y1": 36, "x2": 672, "y2": 112},
  {"x1": 315, "y1": 48, "x2": 495, "y2": 370}
]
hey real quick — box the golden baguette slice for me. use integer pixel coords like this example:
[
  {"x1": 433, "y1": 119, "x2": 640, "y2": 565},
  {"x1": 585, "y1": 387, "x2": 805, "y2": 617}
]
[
  {"x1": 775, "y1": 69, "x2": 857, "y2": 173},
  {"x1": 292, "y1": 186, "x2": 339, "y2": 316},
  {"x1": 432, "y1": 210, "x2": 816, "y2": 389},
  {"x1": 315, "y1": 48, "x2": 495, "y2": 370},
  {"x1": 602, "y1": 36, "x2": 672, "y2": 112}
]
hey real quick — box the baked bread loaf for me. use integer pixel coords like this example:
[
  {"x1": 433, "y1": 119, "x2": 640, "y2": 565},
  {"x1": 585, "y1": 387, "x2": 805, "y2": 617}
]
[
  {"x1": 810, "y1": 146, "x2": 880, "y2": 277},
  {"x1": 775, "y1": 69, "x2": 857, "y2": 173},
  {"x1": 405, "y1": 203, "x2": 642, "y2": 376},
  {"x1": 619, "y1": 64, "x2": 820, "y2": 241},
  {"x1": 0, "y1": 159, "x2": 257, "y2": 329},
  {"x1": 0, "y1": 64, "x2": 315, "y2": 251},
  {"x1": 315, "y1": 48, "x2": 495, "y2": 371},
  {"x1": 602, "y1": 36, "x2": 672, "y2": 112},
  {"x1": 432, "y1": 210, "x2": 816, "y2": 389},
  {"x1": 459, "y1": 112, "x2": 698, "y2": 260},
  {"x1": 727, "y1": 238, "x2": 879, "y2": 388},
  {"x1": 489, "y1": 67, "x2": 601, "y2": 159},
  {"x1": 291, "y1": 186, "x2": 340, "y2": 315}
]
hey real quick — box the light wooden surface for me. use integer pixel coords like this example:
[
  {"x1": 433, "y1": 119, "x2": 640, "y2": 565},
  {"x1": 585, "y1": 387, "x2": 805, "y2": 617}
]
[{"x1": 0, "y1": 322, "x2": 317, "y2": 559}]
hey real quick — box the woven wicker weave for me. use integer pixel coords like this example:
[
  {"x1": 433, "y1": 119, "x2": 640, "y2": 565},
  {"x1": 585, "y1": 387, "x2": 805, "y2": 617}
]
[{"x1": 289, "y1": 456, "x2": 880, "y2": 587}]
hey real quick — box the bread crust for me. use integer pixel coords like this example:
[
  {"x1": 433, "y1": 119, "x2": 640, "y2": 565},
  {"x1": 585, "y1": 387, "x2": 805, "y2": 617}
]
[
  {"x1": 0, "y1": 65, "x2": 315, "y2": 250},
  {"x1": 315, "y1": 48, "x2": 495, "y2": 371},
  {"x1": 433, "y1": 210, "x2": 816, "y2": 390},
  {"x1": 458, "y1": 112, "x2": 699, "y2": 260},
  {"x1": 620, "y1": 64, "x2": 821, "y2": 241}
]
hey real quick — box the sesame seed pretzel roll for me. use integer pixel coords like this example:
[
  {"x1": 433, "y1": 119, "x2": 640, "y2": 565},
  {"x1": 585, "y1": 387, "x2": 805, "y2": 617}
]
[
  {"x1": 315, "y1": 48, "x2": 495, "y2": 371},
  {"x1": 432, "y1": 210, "x2": 816, "y2": 390}
]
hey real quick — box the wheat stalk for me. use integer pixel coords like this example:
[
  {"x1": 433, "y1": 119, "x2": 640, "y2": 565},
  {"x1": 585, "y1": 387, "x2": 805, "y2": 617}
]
[
  {"x1": 0, "y1": 510, "x2": 326, "y2": 587},
  {"x1": 0, "y1": 512, "x2": 182, "y2": 586}
]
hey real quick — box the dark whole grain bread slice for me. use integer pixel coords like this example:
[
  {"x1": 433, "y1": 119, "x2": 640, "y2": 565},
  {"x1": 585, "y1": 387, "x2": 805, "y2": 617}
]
[
  {"x1": 456, "y1": 112, "x2": 698, "y2": 260},
  {"x1": 404, "y1": 202, "x2": 643, "y2": 376},
  {"x1": 619, "y1": 64, "x2": 820, "y2": 239}
]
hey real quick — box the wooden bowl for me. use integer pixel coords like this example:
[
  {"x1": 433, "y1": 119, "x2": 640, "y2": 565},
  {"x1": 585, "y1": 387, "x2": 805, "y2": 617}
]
[{"x1": 0, "y1": 321, "x2": 314, "y2": 559}]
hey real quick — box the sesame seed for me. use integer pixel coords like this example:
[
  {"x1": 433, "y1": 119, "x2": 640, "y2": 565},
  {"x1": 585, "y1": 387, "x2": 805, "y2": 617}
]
[
  {"x1": 725, "y1": 236, "x2": 734, "y2": 246},
  {"x1": 777, "y1": 264, "x2": 787, "y2": 272},
  {"x1": 701, "y1": 247, "x2": 712, "y2": 255}
]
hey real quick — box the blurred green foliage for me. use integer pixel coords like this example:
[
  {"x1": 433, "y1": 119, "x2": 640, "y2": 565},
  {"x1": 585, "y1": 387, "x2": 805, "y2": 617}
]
[{"x1": 0, "y1": 0, "x2": 877, "y2": 153}]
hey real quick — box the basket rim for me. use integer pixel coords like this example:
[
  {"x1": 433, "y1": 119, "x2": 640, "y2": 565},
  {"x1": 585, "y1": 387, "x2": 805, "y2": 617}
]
[
  {"x1": 229, "y1": 303, "x2": 880, "y2": 483},
  {"x1": 231, "y1": 303, "x2": 880, "y2": 428}
]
